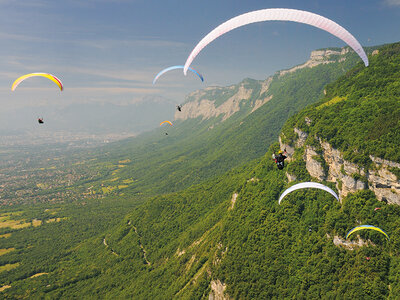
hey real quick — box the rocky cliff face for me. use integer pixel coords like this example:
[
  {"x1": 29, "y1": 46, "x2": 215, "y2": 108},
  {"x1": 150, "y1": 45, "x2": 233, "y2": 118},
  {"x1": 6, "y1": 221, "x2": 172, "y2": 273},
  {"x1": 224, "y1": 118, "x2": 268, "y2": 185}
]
[
  {"x1": 174, "y1": 79, "x2": 272, "y2": 122},
  {"x1": 278, "y1": 48, "x2": 347, "y2": 77},
  {"x1": 280, "y1": 127, "x2": 400, "y2": 205},
  {"x1": 175, "y1": 47, "x2": 351, "y2": 123}
]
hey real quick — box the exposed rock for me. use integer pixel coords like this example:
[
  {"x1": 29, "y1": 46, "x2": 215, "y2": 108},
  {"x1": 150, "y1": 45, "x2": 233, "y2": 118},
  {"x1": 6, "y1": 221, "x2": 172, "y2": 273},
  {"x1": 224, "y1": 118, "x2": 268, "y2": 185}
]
[
  {"x1": 332, "y1": 235, "x2": 372, "y2": 250},
  {"x1": 251, "y1": 95, "x2": 272, "y2": 113},
  {"x1": 174, "y1": 86, "x2": 250, "y2": 121},
  {"x1": 247, "y1": 178, "x2": 259, "y2": 183},
  {"x1": 286, "y1": 172, "x2": 297, "y2": 183},
  {"x1": 304, "y1": 146, "x2": 326, "y2": 181},
  {"x1": 370, "y1": 155, "x2": 400, "y2": 169},
  {"x1": 294, "y1": 128, "x2": 308, "y2": 148},
  {"x1": 341, "y1": 175, "x2": 366, "y2": 197},
  {"x1": 287, "y1": 128, "x2": 400, "y2": 203},
  {"x1": 372, "y1": 49, "x2": 380, "y2": 56},
  {"x1": 213, "y1": 243, "x2": 228, "y2": 266},
  {"x1": 260, "y1": 77, "x2": 272, "y2": 96},
  {"x1": 278, "y1": 49, "x2": 342, "y2": 77},
  {"x1": 175, "y1": 78, "x2": 271, "y2": 122},
  {"x1": 305, "y1": 117, "x2": 312, "y2": 126},
  {"x1": 229, "y1": 193, "x2": 238, "y2": 210},
  {"x1": 369, "y1": 166, "x2": 400, "y2": 205},
  {"x1": 279, "y1": 136, "x2": 294, "y2": 161},
  {"x1": 341, "y1": 48, "x2": 350, "y2": 55},
  {"x1": 209, "y1": 280, "x2": 229, "y2": 300},
  {"x1": 176, "y1": 248, "x2": 185, "y2": 256}
]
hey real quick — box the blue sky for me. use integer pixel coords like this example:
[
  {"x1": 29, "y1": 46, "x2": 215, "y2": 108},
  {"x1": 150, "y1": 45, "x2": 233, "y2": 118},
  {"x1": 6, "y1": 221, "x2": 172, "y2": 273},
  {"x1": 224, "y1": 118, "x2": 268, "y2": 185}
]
[{"x1": 0, "y1": 0, "x2": 400, "y2": 112}]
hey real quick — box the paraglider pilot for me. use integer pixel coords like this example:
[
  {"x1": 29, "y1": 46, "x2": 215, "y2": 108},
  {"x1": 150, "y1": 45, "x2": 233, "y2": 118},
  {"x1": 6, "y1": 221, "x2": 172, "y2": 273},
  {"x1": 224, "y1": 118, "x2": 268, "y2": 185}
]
[
  {"x1": 272, "y1": 149, "x2": 287, "y2": 170},
  {"x1": 177, "y1": 105, "x2": 182, "y2": 112},
  {"x1": 38, "y1": 117, "x2": 44, "y2": 124}
]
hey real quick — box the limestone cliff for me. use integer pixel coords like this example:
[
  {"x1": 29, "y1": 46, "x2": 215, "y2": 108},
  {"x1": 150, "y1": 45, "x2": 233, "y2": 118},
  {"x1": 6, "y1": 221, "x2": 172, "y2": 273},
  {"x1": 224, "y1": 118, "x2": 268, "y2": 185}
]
[
  {"x1": 174, "y1": 79, "x2": 272, "y2": 122},
  {"x1": 278, "y1": 48, "x2": 348, "y2": 77},
  {"x1": 280, "y1": 127, "x2": 400, "y2": 205},
  {"x1": 174, "y1": 47, "x2": 352, "y2": 123}
]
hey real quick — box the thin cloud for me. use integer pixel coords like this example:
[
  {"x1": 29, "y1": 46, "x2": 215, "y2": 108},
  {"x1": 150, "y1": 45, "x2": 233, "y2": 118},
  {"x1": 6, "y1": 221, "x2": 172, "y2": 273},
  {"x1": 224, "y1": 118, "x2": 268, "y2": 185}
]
[
  {"x1": 65, "y1": 86, "x2": 160, "y2": 95},
  {"x1": 0, "y1": 30, "x2": 185, "y2": 50},
  {"x1": 0, "y1": 32, "x2": 50, "y2": 43},
  {"x1": 384, "y1": 0, "x2": 400, "y2": 6}
]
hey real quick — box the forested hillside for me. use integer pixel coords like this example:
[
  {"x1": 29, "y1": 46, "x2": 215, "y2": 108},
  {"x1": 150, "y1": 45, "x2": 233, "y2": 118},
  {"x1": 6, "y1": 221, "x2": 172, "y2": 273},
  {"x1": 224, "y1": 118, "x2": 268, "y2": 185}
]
[
  {"x1": 2, "y1": 43, "x2": 399, "y2": 299},
  {"x1": 81, "y1": 46, "x2": 373, "y2": 197}
]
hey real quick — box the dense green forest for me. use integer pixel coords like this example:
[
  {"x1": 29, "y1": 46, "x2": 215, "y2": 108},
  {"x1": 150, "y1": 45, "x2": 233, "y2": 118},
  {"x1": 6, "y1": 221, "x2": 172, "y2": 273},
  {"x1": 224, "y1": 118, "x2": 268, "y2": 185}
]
[
  {"x1": 282, "y1": 42, "x2": 400, "y2": 167},
  {"x1": 1, "y1": 43, "x2": 399, "y2": 298},
  {"x1": 3, "y1": 147, "x2": 399, "y2": 298}
]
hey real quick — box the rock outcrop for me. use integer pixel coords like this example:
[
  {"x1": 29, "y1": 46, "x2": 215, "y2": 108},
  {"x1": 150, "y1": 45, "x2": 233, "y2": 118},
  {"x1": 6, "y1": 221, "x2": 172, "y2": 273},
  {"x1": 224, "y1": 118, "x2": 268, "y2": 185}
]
[
  {"x1": 174, "y1": 80, "x2": 272, "y2": 122},
  {"x1": 281, "y1": 128, "x2": 400, "y2": 204},
  {"x1": 209, "y1": 280, "x2": 229, "y2": 300},
  {"x1": 332, "y1": 235, "x2": 372, "y2": 250},
  {"x1": 278, "y1": 48, "x2": 344, "y2": 77}
]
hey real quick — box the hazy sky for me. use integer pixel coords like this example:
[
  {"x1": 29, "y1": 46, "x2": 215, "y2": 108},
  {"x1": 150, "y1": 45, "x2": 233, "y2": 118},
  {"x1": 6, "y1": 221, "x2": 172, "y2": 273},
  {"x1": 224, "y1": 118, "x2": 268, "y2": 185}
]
[{"x1": 0, "y1": 0, "x2": 400, "y2": 111}]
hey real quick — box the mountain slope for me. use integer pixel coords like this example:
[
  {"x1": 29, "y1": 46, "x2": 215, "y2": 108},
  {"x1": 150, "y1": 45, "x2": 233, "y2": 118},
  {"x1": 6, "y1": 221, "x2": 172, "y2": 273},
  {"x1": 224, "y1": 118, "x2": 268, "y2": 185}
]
[
  {"x1": 80, "y1": 46, "x2": 372, "y2": 196},
  {"x1": 3, "y1": 44, "x2": 398, "y2": 298}
]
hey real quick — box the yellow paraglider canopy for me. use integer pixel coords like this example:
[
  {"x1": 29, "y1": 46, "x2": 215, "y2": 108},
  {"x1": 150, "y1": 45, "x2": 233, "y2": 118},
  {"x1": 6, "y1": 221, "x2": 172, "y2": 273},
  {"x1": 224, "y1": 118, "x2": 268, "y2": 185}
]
[
  {"x1": 12, "y1": 73, "x2": 63, "y2": 91},
  {"x1": 346, "y1": 225, "x2": 389, "y2": 240}
]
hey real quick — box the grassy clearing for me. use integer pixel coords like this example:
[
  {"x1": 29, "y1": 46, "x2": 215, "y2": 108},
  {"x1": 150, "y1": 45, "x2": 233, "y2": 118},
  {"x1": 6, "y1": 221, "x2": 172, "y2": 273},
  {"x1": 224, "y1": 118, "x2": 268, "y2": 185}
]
[
  {"x1": 0, "y1": 263, "x2": 20, "y2": 273},
  {"x1": 46, "y1": 218, "x2": 65, "y2": 223},
  {"x1": 32, "y1": 219, "x2": 42, "y2": 227},
  {"x1": 44, "y1": 208, "x2": 59, "y2": 215},
  {"x1": 0, "y1": 248, "x2": 15, "y2": 256},
  {"x1": 118, "y1": 159, "x2": 131, "y2": 163},
  {"x1": 122, "y1": 178, "x2": 134, "y2": 184},
  {"x1": 316, "y1": 96, "x2": 347, "y2": 110},
  {"x1": 102, "y1": 186, "x2": 117, "y2": 194},
  {"x1": 30, "y1": 272, "x2": 48, "y2": 278},
  {"x1": 0, "y1": 285, "x2": 11, "y2": 292},
  {"x1": 0, "y1": 219, "x2": 30, "y2": 230}
]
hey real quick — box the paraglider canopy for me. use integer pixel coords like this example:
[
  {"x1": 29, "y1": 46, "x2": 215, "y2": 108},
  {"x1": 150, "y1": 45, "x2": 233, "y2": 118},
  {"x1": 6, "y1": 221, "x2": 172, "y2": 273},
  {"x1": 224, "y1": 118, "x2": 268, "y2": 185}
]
[
  {"x1": 12, "y1": 73, "x2": 63, "y2": 91},
  {"x1": 153, "y1": 65, "x2": 204, "y2": 84},
  {"x1": 184, "y1": 8, "x2": 369, "y2": 75},
  {"x1": 160, "y1": 120, "x2": 173, "y2": 126},
  {"x1": 346, "y1": 225, "x2": 389, "y2": 241},
  {"x1": 278, "y1": 182, "x2": 339, "y2": 205}
]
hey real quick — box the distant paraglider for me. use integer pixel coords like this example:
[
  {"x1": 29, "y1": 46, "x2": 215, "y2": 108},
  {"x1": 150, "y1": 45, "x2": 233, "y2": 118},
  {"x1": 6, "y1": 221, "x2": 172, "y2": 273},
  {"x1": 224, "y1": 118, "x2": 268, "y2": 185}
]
[
  {"x1": 159, "y1": 120, "x2": 173, "y2": 127},
  {"x1": 153, "y1": 65, "x2": 204, "y2": 84},
  {"x1": 176, "y1": 105, "x2": 182, "y2": 112},
  {"x1": 160, "y1": 120, "x2": 173, "y2": 136},
  {"x1": 184, "y1": 8, "x2": 369, "y2": 75},
  {"x1": 38, "y1": 117, "x2": 44, "y2": 124},
  {"x1": 346, "y1": 225, "x2": 389, "y2": 241},
  {"x1": 278, "y1": 182, "x2": 339, "y2": 205},
  {"x1": 12, "y1": 73, "x2": 63, "y2": 91}
]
